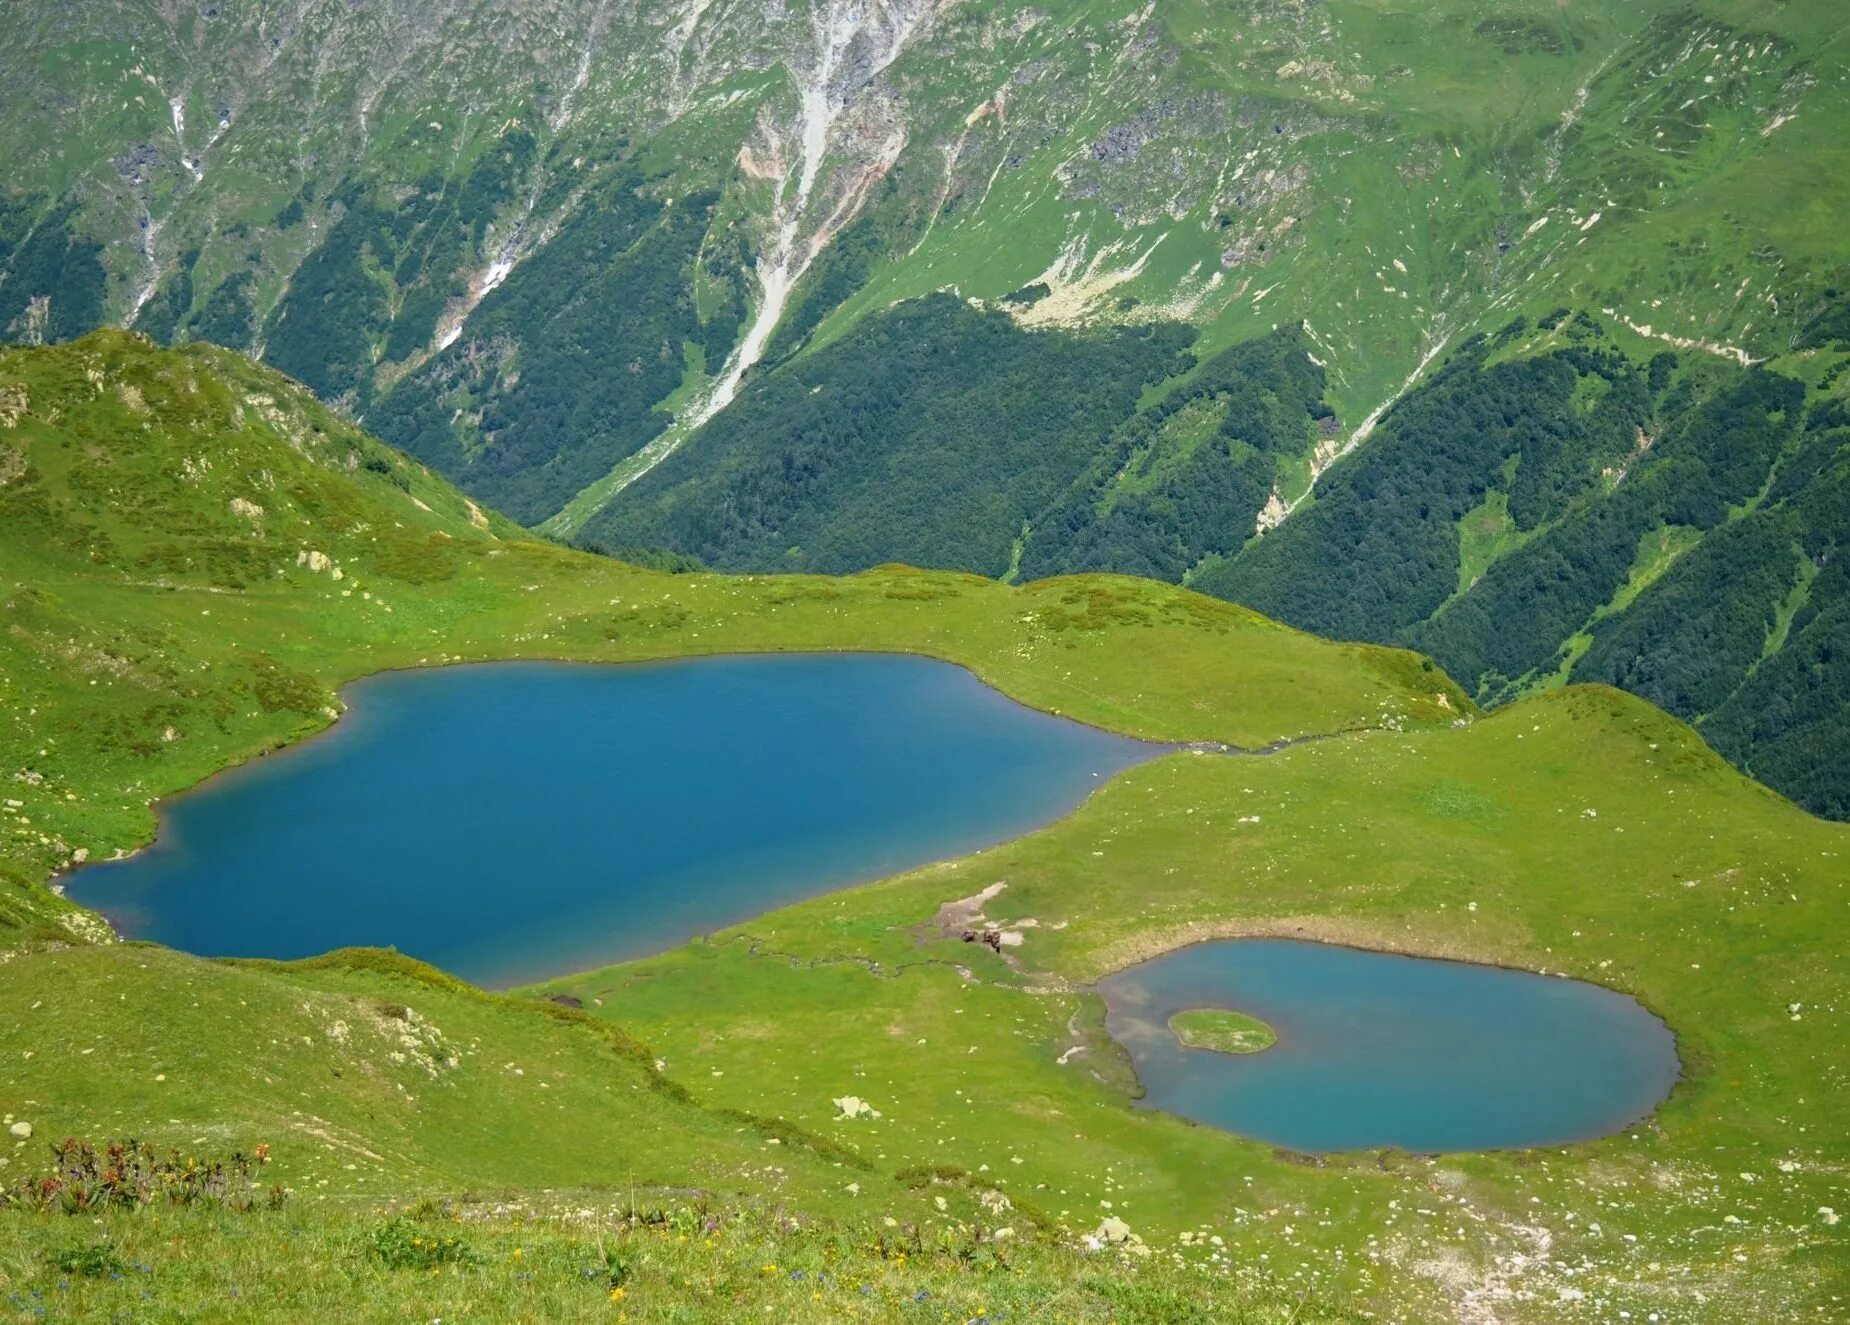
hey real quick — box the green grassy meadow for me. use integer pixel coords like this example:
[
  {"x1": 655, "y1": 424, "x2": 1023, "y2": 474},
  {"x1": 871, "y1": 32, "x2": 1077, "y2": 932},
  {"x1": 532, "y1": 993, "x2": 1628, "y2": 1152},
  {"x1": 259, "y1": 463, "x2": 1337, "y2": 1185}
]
[{"x1": 0, "y1": 333, "x2": 1845, "y2": 1321}]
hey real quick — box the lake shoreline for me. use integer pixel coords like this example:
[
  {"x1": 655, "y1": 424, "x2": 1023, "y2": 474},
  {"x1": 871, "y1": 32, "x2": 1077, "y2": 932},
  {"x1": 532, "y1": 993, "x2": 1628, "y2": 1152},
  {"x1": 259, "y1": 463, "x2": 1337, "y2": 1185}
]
[
  {"x1": 1098, "y1": 937, "x2": 1683, "y2": 1154},
  {"x1": 62, "y1": 644, "x2": 1183, "y2": 885},
  {"x1": 1081, "y1": 912, "x2": 1690, "y2": 1084},
  {"x1": 66, "y1": 652, "x2": 1166, "y2": 987},
  {"x1": 64, "y1": 642, "x2": 1689, "y2": 1132}
]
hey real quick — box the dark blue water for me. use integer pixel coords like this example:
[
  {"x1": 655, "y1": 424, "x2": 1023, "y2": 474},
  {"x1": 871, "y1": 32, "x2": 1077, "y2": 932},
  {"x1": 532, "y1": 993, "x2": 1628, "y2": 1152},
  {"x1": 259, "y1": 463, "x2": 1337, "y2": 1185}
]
[
  {"x1": 1100, "y1": 939, "x2": 1679, "y2": 1153},
  {"x1": 69, "y1": 655, "x2": 1156, "y2": 987}
]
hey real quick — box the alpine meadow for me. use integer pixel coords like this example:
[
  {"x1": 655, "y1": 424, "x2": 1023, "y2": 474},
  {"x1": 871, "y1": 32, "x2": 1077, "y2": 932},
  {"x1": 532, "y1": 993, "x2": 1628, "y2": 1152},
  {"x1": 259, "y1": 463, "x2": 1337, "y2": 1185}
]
[{"x1": 0, "y1": 2, "x2": 1846, "y2": 1323}]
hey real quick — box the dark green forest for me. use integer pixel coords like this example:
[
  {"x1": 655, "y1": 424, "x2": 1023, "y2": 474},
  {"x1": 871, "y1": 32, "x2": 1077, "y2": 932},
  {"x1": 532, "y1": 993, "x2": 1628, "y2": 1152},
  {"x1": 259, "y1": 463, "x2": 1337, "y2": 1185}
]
[
  {"x1": 588, "y1": 298, "x2": 1850, "y2": 818},
  {"x1": 129, "y1": 133, "x2": 543, "y2": 382},
  {"x1": 586, "y1": 294, "x2": 1194, "y2": 574},
  {"x1": 366, "y1": 172, "x2": 747, "y2": 525},
  {"x1": 261, "y1": 131, "x2": 541, "y2": 404},
  {"x1": 1018, "y1": 326, "x2": 1330, "y2": 583},
  {"x1": 1589, "y1": 398, "x2": 1850, "y2": 817},
  {"x1": 1197, "y1": 333, "x2": 1662, "y2": 641},
  {"x1": 1203, "y1": 327, "x2": 1843, "y2": 819},
  {"x1": 0, "y1": 195, "x2": 107, "y2": 344},
  {"x1": 759, "y1": 213, "x2": 884, "y2": 367},
  {"x1": 131, "y1": 247, "x2": 199, "y2": 347},
  {"x1": 1403, "y1": 362, "x2": 1803, "y2": 692}
]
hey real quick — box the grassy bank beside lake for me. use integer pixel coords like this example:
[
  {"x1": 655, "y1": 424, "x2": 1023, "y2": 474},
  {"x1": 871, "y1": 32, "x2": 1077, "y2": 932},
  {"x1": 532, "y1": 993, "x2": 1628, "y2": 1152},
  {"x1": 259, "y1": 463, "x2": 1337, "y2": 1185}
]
[
  {"x1": 536, "y1": 683, "x2": 1848, "y2": 1321},
  {"x1": 1, "y1": 332, "x2": 1844, "y2": 1322}
]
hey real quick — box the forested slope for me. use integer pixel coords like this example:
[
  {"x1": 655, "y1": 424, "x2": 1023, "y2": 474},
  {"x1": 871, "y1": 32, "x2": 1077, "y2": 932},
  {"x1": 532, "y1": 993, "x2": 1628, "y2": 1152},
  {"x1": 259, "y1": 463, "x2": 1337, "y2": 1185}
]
[
  {"x1": 598, "y1": 298, "x2": 1850, "y2": 819},
  {"x1": 1207, "y1": 313, "x2": 1850, "y2": 818},
  {"x1": 587, "y1": 295, "x2": 1195, "y2": 574},
  {"x1": 2, "y1": 0, "x2": 1845, "y2": 533}
]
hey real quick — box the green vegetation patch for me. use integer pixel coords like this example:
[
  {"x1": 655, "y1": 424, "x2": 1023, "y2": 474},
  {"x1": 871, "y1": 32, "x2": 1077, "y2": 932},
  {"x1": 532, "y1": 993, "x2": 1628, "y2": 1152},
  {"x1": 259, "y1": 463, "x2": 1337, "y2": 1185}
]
[
  {"x1": 1, "y1": 332, "x2": 1845, "y2": 1322},
  {"x1": 0, "y1": 194, "x2": 106, "y2": 344},
  {"x1": 0, "y1": 1196, "x2": 1358, "y2": 1324},
  {"x1": 1168, "y1": 1008, "x2": 1277, "y2": 1055}
]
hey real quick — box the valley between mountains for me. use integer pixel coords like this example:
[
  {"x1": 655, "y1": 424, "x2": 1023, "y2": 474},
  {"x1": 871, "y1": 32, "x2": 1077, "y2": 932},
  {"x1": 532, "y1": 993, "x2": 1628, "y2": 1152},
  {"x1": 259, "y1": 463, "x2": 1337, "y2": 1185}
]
[
  {"x1": 1, "y1": 1, "x2": 1848, "y2": 1320},
  {"x1": 5, "y1": 0, "x2": 1848, "y2": 817},
  {"x1": 0, "y1": 332, "x2": 1843, "y2": 1322}
]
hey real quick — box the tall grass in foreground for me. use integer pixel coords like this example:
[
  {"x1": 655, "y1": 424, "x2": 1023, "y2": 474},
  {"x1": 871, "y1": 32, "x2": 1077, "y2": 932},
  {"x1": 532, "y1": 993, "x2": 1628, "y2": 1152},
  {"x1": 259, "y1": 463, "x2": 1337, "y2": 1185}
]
[{"x1": 0, "y1": 1190, "x2": 1361, "y2": 1324}]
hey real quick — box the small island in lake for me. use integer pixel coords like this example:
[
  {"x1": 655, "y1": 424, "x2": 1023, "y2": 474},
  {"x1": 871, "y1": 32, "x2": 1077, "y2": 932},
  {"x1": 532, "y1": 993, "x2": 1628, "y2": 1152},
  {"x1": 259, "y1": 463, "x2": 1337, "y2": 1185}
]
[{"x1": 1168, "y1": 1007, "x2": 1278, "y2": 1055}]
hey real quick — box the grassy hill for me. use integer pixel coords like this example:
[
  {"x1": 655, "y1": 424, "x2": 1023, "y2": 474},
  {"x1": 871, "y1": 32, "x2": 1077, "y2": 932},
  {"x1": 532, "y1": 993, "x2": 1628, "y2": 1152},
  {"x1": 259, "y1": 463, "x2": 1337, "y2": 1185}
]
[
  {"x1": 540, "y1": 684, "x2": 1850, "y2": 1322},
  {"x1": 2, "y1": 334, "x2": 1846, "y2": 1322}
]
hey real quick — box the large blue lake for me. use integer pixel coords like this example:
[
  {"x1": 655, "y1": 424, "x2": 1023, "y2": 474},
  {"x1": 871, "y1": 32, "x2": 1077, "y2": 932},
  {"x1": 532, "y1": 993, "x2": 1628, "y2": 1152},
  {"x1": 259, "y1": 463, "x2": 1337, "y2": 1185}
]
[
  {"x1": 1100, "y1": 939, "x2": 1679, "y2": 1153},
  {"x1": 70, "y1": 655, "x2": 1157, "y2": 987}
]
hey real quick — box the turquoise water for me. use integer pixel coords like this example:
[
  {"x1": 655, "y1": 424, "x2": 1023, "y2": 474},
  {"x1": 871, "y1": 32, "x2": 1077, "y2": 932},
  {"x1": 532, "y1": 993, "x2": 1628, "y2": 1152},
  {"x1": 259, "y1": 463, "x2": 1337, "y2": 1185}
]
[
  {"x1": 69, "y1": 655, "x2": 1156, "y2": 987},
  {"x1": 1100, "y1": 939, "x2": 1679, "y2": 1153}
]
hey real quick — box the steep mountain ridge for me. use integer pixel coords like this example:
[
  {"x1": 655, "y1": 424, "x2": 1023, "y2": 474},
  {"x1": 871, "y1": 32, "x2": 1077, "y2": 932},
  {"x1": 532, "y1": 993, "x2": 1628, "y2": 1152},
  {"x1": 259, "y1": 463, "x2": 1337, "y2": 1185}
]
[{"x1": 4, "y1": 1, "x2": 1845, "y2": 525}]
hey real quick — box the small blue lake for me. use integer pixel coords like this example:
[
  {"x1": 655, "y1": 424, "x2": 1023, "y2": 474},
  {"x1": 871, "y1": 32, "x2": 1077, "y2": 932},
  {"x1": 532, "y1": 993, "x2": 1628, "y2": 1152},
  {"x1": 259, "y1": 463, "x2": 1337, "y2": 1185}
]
[
  {"x1": 69, "y1": 655, "x2": 1156, "y2": 987},
  {"x1": 1100, "y1": 939, "x2": 1679, "y2": 1153}
]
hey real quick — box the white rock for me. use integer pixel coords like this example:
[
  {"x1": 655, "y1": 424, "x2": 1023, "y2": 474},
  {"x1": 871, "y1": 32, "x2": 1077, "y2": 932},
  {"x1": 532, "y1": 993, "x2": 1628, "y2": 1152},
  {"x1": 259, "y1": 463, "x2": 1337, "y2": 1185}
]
[
  {"x1": 1094, "y1": 1216, "x2": 1133, "y2": 1245},
  {"x1": 8, "y1": 1121, "x2": 30, "y2": 1139}
]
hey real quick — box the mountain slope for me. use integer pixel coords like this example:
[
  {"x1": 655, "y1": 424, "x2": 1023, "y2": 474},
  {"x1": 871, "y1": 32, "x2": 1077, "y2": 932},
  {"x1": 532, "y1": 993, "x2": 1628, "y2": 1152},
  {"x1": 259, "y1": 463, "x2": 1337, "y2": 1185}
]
[
  {"x1": 586, "y1": 293, "x2": 1197, "y2": 573},
  {"x1": 590, "y1": 294, "x2": 1850, "y2": 817},
  {"x1": 1, "y1": 1, "x2": 1845, "y2": 528},
  {"x1": 1200, "y1": 313, "x2": 1850, "y2": 817},
  {"x1": 2, "y1": 3, "x2": 1847, "y2": 821}
]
